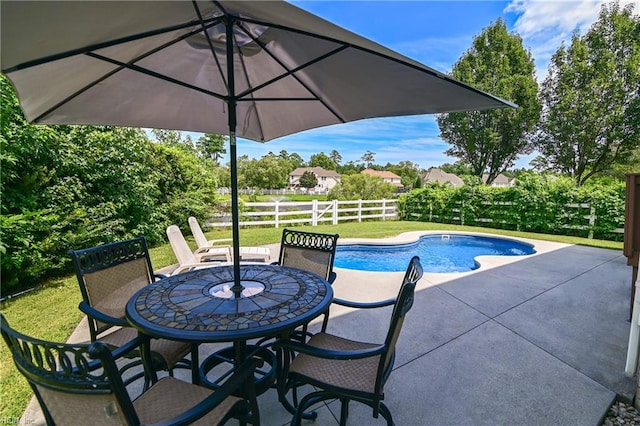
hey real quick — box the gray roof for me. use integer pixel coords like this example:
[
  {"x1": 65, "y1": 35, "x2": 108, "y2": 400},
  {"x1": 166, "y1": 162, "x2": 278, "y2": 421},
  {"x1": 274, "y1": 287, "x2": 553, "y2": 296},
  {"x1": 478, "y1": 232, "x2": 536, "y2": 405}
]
[
  {"x1": 423, "y1": 168, "x2": 464, "y2": 187},
  {"x1": 290, "y1": 167, "x2": 340, "y2": 178}
]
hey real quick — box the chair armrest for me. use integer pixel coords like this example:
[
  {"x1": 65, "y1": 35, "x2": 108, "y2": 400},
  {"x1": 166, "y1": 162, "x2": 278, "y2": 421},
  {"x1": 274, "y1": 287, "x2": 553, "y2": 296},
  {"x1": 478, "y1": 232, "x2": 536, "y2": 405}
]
[
  {"x1": 275, "y1": 338, "x2": 385, "y2": 361},
  {"x1": 78, "y1": 301, "x2": 129, "y2": 327},
  {"x1": 154, "y1": 273, "x2": 168, "y2": 281},
  {"x1": 83, "y1": 334, "x2": 149, "y2": 373},
  {"x1": 208, "y1": 238, "x2": 233, "y2": 245},
  {"x1": 146, "y1": 358, "x2": 262, "y2": 426},
  {"x1": 331, "y1": 297, "x2": 396, "y2": 309}
]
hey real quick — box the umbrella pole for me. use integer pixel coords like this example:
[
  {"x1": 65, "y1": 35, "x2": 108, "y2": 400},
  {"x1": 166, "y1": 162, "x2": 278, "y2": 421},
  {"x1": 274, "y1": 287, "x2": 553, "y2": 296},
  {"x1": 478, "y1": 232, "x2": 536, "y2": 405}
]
[
  {"x1": 229, "y1": 132, "x2": 242, "y2": 294},
  {"x1": 226, "y1": 16, "x2": 242, "y2": 295}
]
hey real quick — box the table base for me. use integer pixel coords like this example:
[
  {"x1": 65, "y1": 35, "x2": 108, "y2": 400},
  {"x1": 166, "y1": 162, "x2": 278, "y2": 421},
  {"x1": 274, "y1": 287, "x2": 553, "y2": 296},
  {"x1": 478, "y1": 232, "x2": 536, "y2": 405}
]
[{"x1": 200, "y1": 345, "x2": 277, "y2": 395}]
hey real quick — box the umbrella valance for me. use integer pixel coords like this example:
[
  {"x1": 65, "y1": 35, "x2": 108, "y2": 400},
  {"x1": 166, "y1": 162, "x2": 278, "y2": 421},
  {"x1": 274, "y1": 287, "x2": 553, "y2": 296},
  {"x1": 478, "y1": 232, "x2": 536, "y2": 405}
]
[{"x1": 1, "y1": 1, "x2": 515, "y2": 143}]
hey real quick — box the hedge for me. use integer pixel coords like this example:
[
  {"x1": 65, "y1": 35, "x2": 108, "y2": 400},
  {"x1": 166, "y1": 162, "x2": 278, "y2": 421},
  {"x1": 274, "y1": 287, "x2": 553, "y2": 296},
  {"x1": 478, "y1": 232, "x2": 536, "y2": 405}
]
[{"x1": 398, "y1": 173, "x2": 626, "y2": 241}]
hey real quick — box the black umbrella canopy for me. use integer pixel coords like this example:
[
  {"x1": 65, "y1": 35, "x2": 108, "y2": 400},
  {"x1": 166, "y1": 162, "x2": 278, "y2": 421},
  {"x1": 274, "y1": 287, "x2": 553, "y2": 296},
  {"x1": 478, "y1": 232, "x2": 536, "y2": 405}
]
[{"x1": 1, "y1": 0, "x2": 515, "y2": 292}]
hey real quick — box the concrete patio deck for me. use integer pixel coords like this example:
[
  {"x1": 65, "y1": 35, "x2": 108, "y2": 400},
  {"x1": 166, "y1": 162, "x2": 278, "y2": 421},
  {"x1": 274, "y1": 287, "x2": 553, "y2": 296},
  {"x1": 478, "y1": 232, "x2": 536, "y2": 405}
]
[{"x1": 21, "y1": 232, "x2": 638, "y2": 425}]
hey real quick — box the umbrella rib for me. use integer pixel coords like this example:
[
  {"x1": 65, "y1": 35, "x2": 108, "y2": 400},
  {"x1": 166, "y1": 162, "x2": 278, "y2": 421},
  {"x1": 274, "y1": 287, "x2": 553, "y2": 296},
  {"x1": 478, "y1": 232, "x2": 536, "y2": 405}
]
[
  {"x1": 2, "y1": 16, "x2": 221, "y2": 74},
  {"x1": 233, "y1": 21, "x2": 348, "y2": 123},
  {"x1": 32, "y1": 65, "x2": 124, "y2": 123},
  {"x1": 221, "y1": 17, "x2": 267, "y2": 140},
  {"x1": 87, "y1": 52, "x2": 227, "y2": 101},
  {"x1": 235, "y1": 43, "x2": 347, "y2": 101},
  {"x1": 192, "y1": 1, "x2": 230, "y2": 95},
  {"x1": 238, "y1": 15, "x2": 516, "y2": 108},
  {"x1": 237, "y1": 97, "x2": 318, "y2": 102},
  {"x1": 31, "y1": 22, "x2": 226, "y2": 123}
]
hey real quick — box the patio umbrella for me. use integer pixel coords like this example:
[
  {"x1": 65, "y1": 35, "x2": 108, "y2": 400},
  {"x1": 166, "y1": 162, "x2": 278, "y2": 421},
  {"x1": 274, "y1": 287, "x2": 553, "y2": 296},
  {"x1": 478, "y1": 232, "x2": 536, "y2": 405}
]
[{"x1": 1, "y1": 0, "x2": 516, "y2": 293}]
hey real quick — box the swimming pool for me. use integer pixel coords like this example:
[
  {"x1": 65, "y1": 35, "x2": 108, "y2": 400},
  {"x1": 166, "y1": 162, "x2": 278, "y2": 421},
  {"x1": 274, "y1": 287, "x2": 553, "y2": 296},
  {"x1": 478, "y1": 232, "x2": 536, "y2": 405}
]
[{"x1": 334, "y1": 234, "x2": 536, "y2": 273}]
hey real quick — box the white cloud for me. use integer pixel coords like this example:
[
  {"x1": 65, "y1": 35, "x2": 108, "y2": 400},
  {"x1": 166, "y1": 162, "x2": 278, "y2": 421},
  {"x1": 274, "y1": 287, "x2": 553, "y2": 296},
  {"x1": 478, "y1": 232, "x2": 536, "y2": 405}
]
[
  {"x1": 505, "y1": 0, "x2": 639, "y2": 80},
  {"x1": 506, "y1": 0, "x2": 602, "y2": 39}
]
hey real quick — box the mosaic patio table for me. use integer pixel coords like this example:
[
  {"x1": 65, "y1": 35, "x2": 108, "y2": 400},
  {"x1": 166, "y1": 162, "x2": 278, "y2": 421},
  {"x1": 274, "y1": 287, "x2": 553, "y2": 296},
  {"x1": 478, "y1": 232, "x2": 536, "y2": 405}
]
[{"x1": 126, "y1": 263, "x2": 332, "y2": 391}]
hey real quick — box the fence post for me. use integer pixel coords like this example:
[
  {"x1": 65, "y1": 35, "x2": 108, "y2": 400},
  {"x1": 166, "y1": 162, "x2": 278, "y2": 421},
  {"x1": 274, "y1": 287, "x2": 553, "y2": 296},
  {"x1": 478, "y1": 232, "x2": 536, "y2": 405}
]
[
  {"x1": 358, "y1": 199, "x2": 362, "y2": 222},
  {"x1": 429, "y1": 202, "x2": 433, "y2": 222},
  {"x1": 274, "y1": 200, "x2": 280, "y2": 228},
  {"x1": 461, "y1": 200, "x2": 465, "y2": 226},
  {"x1": 312, "y1": 199, "x2": 318, "y2": 226},
  {"x1": 332, "y1": 200, "x2": 338, "y2": 225},
  {"x1": 382, "y1": 199, "x2": 387, "y2": 221},
  {"x1": 588, "y1": 204, "x2": 596, "y2": 239}
]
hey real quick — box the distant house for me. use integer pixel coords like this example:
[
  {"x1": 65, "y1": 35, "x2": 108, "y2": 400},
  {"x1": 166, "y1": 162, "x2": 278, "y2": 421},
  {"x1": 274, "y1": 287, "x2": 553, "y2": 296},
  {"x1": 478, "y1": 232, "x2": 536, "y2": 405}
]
[
  {"x1": 482, "y1": 173, "x2": 515, "y2": 187},
  {"x1": 422, "y1": 168, "x2": 464, "y2": 187},
  {"x1": 289, "y1": 167, "x2": 341, "y2": 193},
  {"x1": 361, "y1": 169, "x2": 404, "y2": 189}
]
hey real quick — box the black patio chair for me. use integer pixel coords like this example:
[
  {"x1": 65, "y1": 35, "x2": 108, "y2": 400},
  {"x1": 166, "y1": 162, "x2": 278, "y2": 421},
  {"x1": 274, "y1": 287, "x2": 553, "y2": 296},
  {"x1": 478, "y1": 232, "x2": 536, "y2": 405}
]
[
  {"x1": 69, "y1": 237, "x2": 193, "y2": 386},
  {"x1": 0, "y1": 313, "x2": 260, "y2": 425},
  {"x1": 275, "y1": 256, "x2": 423, "y2": 426},
  {"x1": 274, "y1": 228, "x2": 339, "y2": 333}
]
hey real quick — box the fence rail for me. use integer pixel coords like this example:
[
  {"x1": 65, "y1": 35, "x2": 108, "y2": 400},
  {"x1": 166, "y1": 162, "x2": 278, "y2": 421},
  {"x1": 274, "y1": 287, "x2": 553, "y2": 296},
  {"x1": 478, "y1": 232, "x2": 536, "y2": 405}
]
[{"x1": 207, "y1": 199, "x2": 397, "y2": 228}]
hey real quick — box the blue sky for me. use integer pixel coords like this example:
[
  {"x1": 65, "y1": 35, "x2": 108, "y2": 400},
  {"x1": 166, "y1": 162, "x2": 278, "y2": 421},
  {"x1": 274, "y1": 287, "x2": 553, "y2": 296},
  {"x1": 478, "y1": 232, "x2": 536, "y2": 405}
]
[{"x1": 190, "y1": 0, "x2": 636, "y2": 170}]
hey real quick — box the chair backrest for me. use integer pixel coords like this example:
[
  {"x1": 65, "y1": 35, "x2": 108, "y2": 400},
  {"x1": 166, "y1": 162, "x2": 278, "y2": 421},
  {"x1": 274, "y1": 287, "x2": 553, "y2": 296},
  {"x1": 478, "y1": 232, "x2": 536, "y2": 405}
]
[
  {"x1": 188, "y1": 216, "x2": 209, "y2": 249},
  {"x1": 0, "y1": 313, "x2": 139, "y2": 425},
  {"x1": 381, "y1": 256, "x2": 423, "y2": 376},
  {"x1": 69, "y1": 237, "x2": 154, "y2": 340},
  {"x1": 166, "y1": 225, "x2": 199, "y2": 265},
  {"x1": 278, "y1": 229, "x2": 339, "y2": 281}
]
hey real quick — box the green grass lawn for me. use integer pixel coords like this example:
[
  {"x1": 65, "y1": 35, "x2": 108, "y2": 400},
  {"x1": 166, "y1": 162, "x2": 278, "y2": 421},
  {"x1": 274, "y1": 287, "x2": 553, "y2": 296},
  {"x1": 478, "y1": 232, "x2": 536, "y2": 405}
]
[{"x1": 0, "y1": 221, "x2": 623, "y2": 419}]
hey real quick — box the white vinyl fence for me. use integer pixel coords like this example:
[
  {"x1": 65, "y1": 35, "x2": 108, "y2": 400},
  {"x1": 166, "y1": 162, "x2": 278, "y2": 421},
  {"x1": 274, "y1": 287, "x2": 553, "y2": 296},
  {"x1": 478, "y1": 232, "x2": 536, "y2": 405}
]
[{"x1": 207, "y1": 199, "x2": 397, "y2": 228}]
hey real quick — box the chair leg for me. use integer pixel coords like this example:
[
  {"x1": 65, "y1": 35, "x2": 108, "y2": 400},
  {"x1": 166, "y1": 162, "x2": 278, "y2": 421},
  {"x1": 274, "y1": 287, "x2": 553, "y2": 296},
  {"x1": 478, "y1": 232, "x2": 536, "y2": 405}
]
[
  {"x1": 378, "y1": 402, "x2": 394, "y2": 426},
  {"x1": 339, "y1": 397, "x2": 350, "y2": 426},
  {"x1": 320, "y1": 307, "x2": 330, "y2": 333},
  {"x1": 291, "y1": 391, "x2": 333, "y2": 426}
]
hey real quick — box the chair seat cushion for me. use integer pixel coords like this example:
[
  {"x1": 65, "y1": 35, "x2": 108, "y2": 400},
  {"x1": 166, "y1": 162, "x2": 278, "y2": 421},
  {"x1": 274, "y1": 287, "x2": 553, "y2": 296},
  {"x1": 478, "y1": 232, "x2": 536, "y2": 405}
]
[
  {"x1": 289, "y1": 333, "x2": 382, "y2": 394},
  {"x1": 133, "y1": 377, "x2": 242, "y2": 425}
]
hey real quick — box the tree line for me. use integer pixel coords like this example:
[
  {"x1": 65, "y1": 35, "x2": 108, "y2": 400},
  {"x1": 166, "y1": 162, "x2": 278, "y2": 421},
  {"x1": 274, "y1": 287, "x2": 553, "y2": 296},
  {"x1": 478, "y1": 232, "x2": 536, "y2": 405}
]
[{"x1": 437, "y1": 2, "x2": 639, "y2": 185}]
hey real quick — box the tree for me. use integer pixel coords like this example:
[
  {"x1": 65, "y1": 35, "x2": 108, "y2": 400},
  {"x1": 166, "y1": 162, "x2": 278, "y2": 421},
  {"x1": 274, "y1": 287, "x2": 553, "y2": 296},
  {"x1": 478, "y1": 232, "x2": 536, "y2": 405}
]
[
  {"x1": 328, "y1": 174, "x2": 396, "y2": 200},
  {"x1": 196, "y1": 133, "x2": 227, "y2": 163},
  {"x1": 299, "y1": 171, "x2": 318, "y2": 190},
  {"x1": 240, "y1": 154, "x2": 290, "y2": 189},
  {"x1": 385, "y1": 161, "x2": 421, "y2": 189},
  {"x1": 277, "y1": 150, "x2": 305, "y2": 171},
  {"x1": 606, "y1": 145, "x2": 640, "y2": 179},
  {"x1": 309, "y1": 152, "x2": 336, "y2": 170},
  {"x1": 440, "y1": 161, "x2": 473, "y2": 177},
  {"x1": 533, "y1": 2, "x2": 640, "y2": 185},
  {"x1": 288, "y1": 152, "x2": 305, "y2": 169},
  {"x1": 151, "y1": 129, "x2": 184, "y2": 146},
  {"x1": 361, "y1": 150, "x2": 376, "y2": 168},
  {"x1": 436, "y1": 19, "x2": 541, "y2": 185},
  {"x1": 338, "y1": 161, "x2": 364, "y2": 175},
  {"x1": 329, "y1": 150, "x2": 342, "y2": 166},
  {"x1": 413, "y1": 176, "x2": 422, "y2": 189}
]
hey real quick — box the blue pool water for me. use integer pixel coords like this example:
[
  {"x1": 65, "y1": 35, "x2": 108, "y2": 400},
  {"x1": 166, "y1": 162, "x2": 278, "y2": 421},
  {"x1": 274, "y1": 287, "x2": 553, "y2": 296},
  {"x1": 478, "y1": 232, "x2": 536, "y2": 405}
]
[{"x1": 334, "y1": 234, "x2": 536, "y2": 273}]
